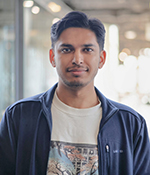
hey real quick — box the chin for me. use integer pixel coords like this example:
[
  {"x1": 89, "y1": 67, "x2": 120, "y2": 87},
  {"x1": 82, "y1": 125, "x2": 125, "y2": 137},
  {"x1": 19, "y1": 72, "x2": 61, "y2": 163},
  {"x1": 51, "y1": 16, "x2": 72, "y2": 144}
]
[{"x1": 65, "y1": 80, "x2": 85, "y2": 88}]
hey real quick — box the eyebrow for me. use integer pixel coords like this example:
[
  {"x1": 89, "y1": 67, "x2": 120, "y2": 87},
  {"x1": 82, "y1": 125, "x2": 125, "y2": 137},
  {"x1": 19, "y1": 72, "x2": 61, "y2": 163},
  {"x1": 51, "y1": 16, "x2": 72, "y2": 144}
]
[
  {"x1": 59, "y1": 43, "x2": 96, "y2": 48},
  {"x1": 59, "y1": 44, "x2": 74, "y2": 48},
  {"x1": 83, "y1": 44, "x2": 96, "y2": 47}
]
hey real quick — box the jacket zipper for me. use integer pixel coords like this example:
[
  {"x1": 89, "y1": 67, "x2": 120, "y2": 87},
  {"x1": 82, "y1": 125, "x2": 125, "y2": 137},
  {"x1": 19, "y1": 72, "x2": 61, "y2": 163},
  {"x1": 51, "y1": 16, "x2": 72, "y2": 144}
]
[
  {"x1": 105, "y1": 144, "x2": 110, "y2": 175},
  {"x1": 98, "y1": 109, "x2": 119, "y2": 175}
]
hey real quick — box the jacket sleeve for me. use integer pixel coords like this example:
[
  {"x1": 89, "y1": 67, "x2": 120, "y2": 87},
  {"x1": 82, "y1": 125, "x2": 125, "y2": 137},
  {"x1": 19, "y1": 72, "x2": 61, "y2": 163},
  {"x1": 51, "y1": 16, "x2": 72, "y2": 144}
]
[
  {"x1": 0, "y1": 108, "x2": 17, "y2": 174},
  {"x1": 133, "y1": 119, "x2": 150, "y2": 175}
]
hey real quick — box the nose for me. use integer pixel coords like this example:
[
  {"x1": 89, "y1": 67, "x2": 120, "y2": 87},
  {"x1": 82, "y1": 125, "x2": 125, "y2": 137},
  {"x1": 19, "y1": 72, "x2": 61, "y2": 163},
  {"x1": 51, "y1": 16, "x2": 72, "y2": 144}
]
[{"x1": 72, "y1": 50, "x2": 83, "y2": 65}]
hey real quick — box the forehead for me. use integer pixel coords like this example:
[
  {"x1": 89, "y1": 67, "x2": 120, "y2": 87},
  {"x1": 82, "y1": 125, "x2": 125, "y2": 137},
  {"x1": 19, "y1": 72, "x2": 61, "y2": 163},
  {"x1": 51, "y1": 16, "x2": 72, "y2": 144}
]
[{"x1": 56, "y1": 27, "x2": 98, "y2": 46}]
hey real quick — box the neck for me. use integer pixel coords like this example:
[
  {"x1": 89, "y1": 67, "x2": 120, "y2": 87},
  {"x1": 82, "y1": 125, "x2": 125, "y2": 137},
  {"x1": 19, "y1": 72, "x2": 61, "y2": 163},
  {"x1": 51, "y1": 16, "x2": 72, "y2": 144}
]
[{"x1": 56, "y1": 82, "x2": 99, "y2": 109}]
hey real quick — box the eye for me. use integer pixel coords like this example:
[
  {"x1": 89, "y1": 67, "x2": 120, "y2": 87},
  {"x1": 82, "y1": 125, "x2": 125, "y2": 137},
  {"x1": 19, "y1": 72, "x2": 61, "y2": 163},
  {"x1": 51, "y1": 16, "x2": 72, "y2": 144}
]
[
  {"x1": 61, "y1": 48, "x2": 72, "y2": 53},
  {"x1": 83, "y1": 48, "x2": 93, "y2": 52}
]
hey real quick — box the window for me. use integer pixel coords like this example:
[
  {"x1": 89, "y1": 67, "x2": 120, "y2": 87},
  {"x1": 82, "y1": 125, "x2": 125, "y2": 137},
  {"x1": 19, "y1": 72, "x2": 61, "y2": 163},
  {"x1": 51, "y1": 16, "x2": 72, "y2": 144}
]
[
  {"x1": 0, "y1": 0, "x2": 15, "y2": 120},
  {"x1": 23, "y1": 2, "x2": 57, "y2": 98}
]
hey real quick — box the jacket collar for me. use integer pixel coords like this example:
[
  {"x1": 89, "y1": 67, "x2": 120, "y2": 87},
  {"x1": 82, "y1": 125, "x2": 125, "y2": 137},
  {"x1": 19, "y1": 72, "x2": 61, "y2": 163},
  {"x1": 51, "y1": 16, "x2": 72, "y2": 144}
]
[
  {"x1": 95, "y1": 87, "x2": 119, "y2": 128},
  {"x1": 39, "y1": 84, "x2": 57, "y2": 130},
  {"x1": 40, "y1": 83, "x2": 119, "y2": 129}
]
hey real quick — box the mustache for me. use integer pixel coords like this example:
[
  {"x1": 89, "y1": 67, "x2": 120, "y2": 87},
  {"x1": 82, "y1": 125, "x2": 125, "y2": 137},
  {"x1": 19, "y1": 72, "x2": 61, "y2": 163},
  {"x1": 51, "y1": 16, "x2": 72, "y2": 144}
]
[{"x1": 66, "y1": 65, "x2": 89, "y2": 72}]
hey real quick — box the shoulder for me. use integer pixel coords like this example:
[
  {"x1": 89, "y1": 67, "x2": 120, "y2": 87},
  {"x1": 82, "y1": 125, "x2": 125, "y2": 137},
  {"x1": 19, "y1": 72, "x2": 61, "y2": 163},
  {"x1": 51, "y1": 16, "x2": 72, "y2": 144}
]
[
  {"x1": 105, "y1": 99, "x2": 148, "y2": 142},
  {"x1": 95, "y1": 87, "x2": 144, "y2": 124},
  {"x1": 4, "y1": 84, "x2": 58, "y2": 120},
  {"x1": 6, "y1": 84, "x2": 58, "y2": 114},
  {"x1": 109, "y1": 99, "x2": 144, "y2": 123},
  {"x1": 6, "y1": 93, "x2": 43, "y2": 113}
]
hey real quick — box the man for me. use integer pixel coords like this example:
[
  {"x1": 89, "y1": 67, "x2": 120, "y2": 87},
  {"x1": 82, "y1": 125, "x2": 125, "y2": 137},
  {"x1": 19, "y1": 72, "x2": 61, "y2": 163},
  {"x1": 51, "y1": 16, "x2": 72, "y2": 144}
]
[{"x1": 0, "y1": 11, "x2": 150, "y2": 175}]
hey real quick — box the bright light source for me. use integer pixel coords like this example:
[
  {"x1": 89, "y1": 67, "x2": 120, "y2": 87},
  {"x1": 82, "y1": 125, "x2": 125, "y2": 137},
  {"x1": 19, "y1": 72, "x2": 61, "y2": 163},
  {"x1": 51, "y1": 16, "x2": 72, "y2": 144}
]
[
  {"x1": 125, "y1": 31, "x2": 137, "y2": 39},
  {"x1": 119, "y1": 52, "x2": 128, "y2": 62},
  {"x1": 145, "y1": 23, "x2": 150, "y2": 41},
  {"x1": 124, "y1": 55, "x2": 138, "y2": 68},
  {"x1": 144, "y1": 48, "x2": 150, "y2": 57},
  {"x1": 138, "y1": 55, "x2": 150, "y2": 93},
  {"x1": 109, "y1": 25, "x2": 119, "y2": 45},
  {"x1": 23, "y1": 1, "x2": 34, "y2": 8},
  {"x1": 139, "y1": 48, "x2": 145, "y2": 56},
  {"x1": 113, "y1": 64, "x2": 137, "y2": 93},
  {"x1": 122, "y1": 48, "x2": 131, "y2": 55},
  {"x1": 52, "y1": 18, "x2": 60, "y2": 24},
  {"x1": 108, "y1": 24, "x2": 119, "y2": 70},
  {"x1": 31, "y1": 6, "x2": 40, "y2": 14},
  {"x1": 48, "y1": 2, "x2": 61, "y2": 12}
]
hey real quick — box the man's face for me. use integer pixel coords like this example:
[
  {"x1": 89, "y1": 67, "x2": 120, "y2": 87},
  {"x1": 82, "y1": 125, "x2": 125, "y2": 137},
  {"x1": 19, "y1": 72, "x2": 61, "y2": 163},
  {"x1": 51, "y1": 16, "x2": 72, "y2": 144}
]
[{"x1": 50, "y1": 27, "x2": 106, "y2": 89}]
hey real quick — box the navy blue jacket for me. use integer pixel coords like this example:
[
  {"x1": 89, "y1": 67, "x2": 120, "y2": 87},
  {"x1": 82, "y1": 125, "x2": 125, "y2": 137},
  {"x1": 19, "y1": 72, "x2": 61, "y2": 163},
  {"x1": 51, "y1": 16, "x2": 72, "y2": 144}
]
[{"x1": 0, "y1": 84, "x2": 150, "y2": 175}]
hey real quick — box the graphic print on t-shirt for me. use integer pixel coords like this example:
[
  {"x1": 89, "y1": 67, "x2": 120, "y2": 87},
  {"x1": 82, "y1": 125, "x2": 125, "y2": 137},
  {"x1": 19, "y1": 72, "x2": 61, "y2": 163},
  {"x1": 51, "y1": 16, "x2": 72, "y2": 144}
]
[{"x1": 47, "y1": 141, "x2": 99, "y2": 175}]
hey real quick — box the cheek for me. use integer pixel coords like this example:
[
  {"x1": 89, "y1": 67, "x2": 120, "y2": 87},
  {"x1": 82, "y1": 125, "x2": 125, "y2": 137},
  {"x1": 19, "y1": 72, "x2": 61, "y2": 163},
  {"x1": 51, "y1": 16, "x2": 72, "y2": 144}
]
[
  {"x1": 55, "y1": 58, "x2": 66, "y2": 73},
  {"x1": 89, "y1": 56, "x2": 100, "y2": 68},
  {"x1": 54, "y1": 55, "x2": 62, "y2": 67},
  {"x1": 56, "y1": 55, "x2": 72, "y2": 69}
]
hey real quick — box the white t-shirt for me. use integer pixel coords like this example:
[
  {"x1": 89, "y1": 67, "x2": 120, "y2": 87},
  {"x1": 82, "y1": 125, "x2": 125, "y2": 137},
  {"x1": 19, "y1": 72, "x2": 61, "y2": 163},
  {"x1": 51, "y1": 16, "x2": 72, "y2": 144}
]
[{"x1": 47, "y1": 92, "x2": 102, "y2": 175}]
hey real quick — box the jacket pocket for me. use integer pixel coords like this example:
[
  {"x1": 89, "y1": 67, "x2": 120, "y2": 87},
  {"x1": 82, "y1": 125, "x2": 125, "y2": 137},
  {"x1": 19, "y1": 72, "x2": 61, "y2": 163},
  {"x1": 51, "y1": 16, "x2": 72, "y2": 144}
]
[
  {"x1": 104, "y1": 141, "x2": 130, "y2": 175},
  {"x1": 100, "y1": 140, "x2": 129, "y2": 175}
]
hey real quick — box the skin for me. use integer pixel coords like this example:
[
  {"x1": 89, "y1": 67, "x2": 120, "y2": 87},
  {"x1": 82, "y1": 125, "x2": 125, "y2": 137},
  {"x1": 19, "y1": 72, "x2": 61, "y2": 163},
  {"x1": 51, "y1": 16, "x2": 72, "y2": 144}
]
[{"x1": 49, "y1": 27, "x2": 106, "y2": 108}]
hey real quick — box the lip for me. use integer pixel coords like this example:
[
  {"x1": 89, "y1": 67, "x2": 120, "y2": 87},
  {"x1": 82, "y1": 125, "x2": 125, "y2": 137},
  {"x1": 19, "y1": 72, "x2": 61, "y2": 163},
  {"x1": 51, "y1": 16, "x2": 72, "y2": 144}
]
[
  {"x1": 67, "y1": 68, "x2": 88, "y2": 76},
  {"x1": 67, "y1": 66, "x2": 88, "y2": 72}
]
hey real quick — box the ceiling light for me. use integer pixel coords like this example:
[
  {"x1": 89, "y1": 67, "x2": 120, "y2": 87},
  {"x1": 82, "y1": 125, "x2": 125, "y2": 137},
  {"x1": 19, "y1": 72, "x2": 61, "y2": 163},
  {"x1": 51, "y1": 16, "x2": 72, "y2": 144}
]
[
  {"x1": 48, "y1": 2, "x2": 61, "y2": 12},
  {"x1": 52, "y1": 18, "x2": 60, "y2": 24},
  {"x1": 31, "y1": 6, "x2": 40, "y2": 14},
  {"x1": 23, "y1": 1, "x2": 34, "y2": 8},
  {"x1": 125, "y1": 31, "x2": 137, "y2": 39}
]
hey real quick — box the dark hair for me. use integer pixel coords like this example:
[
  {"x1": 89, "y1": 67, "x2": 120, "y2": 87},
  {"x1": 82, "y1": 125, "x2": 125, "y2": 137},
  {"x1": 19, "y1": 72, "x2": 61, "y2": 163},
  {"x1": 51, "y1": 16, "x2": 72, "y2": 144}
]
[{"x1": 51, "y1": 11, "x2": 106, "y2": 50}]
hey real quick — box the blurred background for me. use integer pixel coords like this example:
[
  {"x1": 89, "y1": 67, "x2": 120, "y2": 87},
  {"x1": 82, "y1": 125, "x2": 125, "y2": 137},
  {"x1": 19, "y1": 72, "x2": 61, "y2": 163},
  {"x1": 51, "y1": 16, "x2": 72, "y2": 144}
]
[{"x1": 0, "y1": 0, "x2": 150, "y2": 134}]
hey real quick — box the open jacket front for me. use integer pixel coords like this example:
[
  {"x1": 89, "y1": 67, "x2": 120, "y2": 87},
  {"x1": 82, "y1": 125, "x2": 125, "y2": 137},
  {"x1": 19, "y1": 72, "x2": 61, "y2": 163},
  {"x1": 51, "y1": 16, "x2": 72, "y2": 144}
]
[{"x1": 0, "y1": 83, "x2": 150, "y2": 175}]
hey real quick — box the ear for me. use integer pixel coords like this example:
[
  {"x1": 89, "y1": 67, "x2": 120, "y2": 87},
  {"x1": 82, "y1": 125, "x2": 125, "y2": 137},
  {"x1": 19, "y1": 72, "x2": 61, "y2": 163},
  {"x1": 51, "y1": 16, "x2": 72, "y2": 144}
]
[
  {"x1": 49, "y1": 49, "x2": 56, "y2": 67},
  {"x1": 98, "y1": 50, "x2": 106, "y2": 69}
]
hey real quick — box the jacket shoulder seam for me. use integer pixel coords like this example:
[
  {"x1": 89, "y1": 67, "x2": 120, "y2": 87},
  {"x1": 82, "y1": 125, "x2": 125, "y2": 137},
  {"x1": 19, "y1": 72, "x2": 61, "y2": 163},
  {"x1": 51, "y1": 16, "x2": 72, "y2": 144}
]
[
  {"x1": 118, "y1": 108, "x2": 144, "y2": 124},
  {"x1": 7, "y1": 99, "x2": 41, "y2": 113}
]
